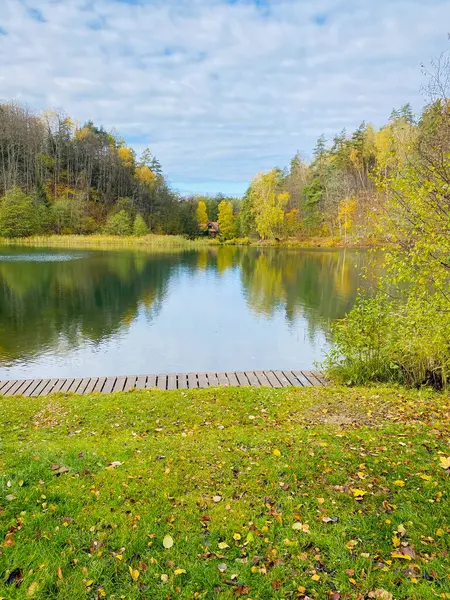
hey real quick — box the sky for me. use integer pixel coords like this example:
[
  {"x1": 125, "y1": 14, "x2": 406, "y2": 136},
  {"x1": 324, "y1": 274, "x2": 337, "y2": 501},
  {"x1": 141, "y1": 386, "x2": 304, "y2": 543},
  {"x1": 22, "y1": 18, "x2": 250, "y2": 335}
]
[{"x1": 1, "y1": 0, "x2": 449, "y2": 196}]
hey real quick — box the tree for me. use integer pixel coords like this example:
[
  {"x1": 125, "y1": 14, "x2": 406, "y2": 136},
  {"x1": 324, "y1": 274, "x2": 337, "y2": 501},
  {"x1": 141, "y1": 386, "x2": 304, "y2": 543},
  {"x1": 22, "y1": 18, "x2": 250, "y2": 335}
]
[
  {"x1": 103, "y1": 210, "x2": 132, "y2": 235},
  {"x1": 196, "y1": 200, "x2": 208, "y2": 226},
  {"x1": 0, "y1": 187, "x2": 36, "y2": 237},
  {"x1": 217, "y1": 200, "x2": 235, "y2": 240},
  {"x1": 133, "y1": 214, "x2": 148, "y2": 236},
  {"x1": 249, "y1": 170, "x2": 289, "y2": 240}
]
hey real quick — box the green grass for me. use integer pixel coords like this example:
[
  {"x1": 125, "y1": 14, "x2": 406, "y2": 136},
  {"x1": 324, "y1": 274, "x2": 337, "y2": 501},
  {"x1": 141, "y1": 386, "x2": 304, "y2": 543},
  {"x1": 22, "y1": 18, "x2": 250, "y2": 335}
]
[
  {"x1": 0, "y1": 234, "x2": 216, "y2": 251},
  {"x1": 0, "y1": 385, "x2": 449, "y2": 599}
]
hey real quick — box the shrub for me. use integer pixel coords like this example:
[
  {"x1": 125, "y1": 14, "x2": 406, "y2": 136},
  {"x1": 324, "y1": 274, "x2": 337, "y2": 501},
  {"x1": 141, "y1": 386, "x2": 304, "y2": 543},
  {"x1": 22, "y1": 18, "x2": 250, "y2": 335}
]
[
  {"x1": 0, "y1": 187, "x2": 37, "y2": 238},
  {"x1": 132, "y1": 214, "x2": 148, "y2": 236},
  {"x1": 103, "y1": 210, "x2": 132, "y2": 236}
]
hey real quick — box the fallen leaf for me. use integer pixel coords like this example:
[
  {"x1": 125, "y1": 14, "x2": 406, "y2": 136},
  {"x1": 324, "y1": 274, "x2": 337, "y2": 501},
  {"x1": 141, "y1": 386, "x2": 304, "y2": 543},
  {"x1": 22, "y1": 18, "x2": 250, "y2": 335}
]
[
  {"x1": 6, "y1": 494, "x2": 16, "y2": 502},
  {"x1": 212, "y1": 495, "x2": 222, "y2": 503},
  {"x1": 218, "y1": 542, "x2": 229, "y2": 550},
  {"x1": 393, "y1": 480, "x2": 405, "y2": 487},
  {"x1": 174, "y1": 568, "x2": 186, "y2": 576},
  {"x1": 272, "y1": 449, "x2": 281, "y2": 457},
  {"x1": 163, "y1": 534, "x2": 174, "y2": 549},
  {"x1": 128, "y1": 566, "x2": 140, "y2": 581},
  {"x1": 57, "y1": 566, "x2": 63, "y2": 580},
  {"x1": 439, "y1": 456, "x2": 450, "y2": 470},
  {"x1": 352, "y1": 489, "x2": 366, "y2": 498},
  {"x1": 218, "y1": 563, "x2": 227, "y2": 572},
  {"x1": 5, "y1": 568, "x2": 23, "y2": 587},
  {"x1": 106, "y1": 461, "x2": 123, "y2": 471},
  {"x1": 26, "y1": 582, "x2": 39, "y2": 597}
]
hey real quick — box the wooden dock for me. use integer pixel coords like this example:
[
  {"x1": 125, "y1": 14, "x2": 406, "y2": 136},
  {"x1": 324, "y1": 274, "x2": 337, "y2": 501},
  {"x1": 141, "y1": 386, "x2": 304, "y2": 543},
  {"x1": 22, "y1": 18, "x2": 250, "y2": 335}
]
[{"x1": 0, "y1": 370, "x2": 326, "y2": 397}]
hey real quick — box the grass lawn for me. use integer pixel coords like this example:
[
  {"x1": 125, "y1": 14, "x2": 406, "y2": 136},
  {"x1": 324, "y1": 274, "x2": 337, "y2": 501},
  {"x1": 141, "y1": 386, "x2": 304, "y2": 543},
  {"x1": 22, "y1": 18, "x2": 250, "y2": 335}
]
[{"x1": 0, "y1": 385, "x2": 449, "y2": 599}]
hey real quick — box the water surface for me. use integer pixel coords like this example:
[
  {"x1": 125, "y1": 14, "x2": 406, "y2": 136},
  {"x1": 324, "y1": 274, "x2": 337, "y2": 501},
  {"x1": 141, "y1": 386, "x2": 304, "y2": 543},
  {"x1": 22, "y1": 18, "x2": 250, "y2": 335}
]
[{"x1": 0, "y1": 246, "x2": 369, "y2": 379}]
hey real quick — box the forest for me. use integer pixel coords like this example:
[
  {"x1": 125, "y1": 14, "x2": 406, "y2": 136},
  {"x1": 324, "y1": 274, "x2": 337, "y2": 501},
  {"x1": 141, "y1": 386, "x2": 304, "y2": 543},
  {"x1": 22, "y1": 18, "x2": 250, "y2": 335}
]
[{"x1": 0, "y1": 98, "x2": 428, "y2": 243}]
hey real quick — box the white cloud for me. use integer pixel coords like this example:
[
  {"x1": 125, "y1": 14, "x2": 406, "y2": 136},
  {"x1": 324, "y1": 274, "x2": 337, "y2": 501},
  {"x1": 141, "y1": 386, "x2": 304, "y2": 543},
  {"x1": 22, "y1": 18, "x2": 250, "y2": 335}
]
[{"x1": 1, "y1": 0, "x2": 449, "y2": 194}]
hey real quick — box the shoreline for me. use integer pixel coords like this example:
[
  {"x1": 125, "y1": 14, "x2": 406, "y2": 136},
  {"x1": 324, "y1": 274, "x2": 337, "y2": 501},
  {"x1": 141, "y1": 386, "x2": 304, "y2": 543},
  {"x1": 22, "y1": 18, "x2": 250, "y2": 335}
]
[{"x1": 0, "y1": 234, "x2": 385, "y2": 251}]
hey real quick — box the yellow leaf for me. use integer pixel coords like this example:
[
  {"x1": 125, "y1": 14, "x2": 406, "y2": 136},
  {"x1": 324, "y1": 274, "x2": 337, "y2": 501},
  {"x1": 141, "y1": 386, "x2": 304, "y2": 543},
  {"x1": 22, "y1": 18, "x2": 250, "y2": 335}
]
[
  {"x1": 419, "y1": 474, "x2": 432, "y2": 481},
  {"x1": 129, "y1": 566, "x2": 140, "y2": 581},
  {"x1": 174, "y1": 569, "x2": 186, "y2": 576},
  {"x1": 26, "y1": 582, "x2": 39, "y2": 597},
  {"x1": 439, "y1": 456, "x2": 450, "y2": 470},
  {"x1": 394, "y1": 480, "x2": 405, "y2": 487},
  {"x1": 163, "y1": 535, "x2": 174, "y2": 549},
  {"x1": 311, "y1": 574, "x2": 320, "y2": 581},
  {"x1": 392, "y1": 535, "x2": 401, "y2": 548},
  {"x1": 272, "y1": 449, "x2": 281, "y2": 457},
  {"x1": 391, "y1": 551, "x2": 411, "y2": 560},
  {"x1": 84, "y1": 580, "x2": 94, "y2": 587},
  {"x1": 218, "y1": 542, "x2": 229, "y2": 549},
  {"x1": 233, "y1": 533, "x2": 241, "y2": 541},
  {"x1": 57, "y1": 566, "x2": 63, "y2": 580},
  {"x1": 298, "y1": 586, "x2": 306, "y2": 593},
  {"x1": 352, "y1": 489, "x2": 366, "y2": 497},
  {"x1": 436, "y1": 528, "x2": 444, "y2": 537}
]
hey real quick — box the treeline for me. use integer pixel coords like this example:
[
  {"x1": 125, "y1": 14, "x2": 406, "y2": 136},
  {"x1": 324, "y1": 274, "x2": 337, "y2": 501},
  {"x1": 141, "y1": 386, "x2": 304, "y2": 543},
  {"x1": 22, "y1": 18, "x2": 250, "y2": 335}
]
[
  {"x1": 0, "y1": 98, "x2": 439, "y2": 243},
  {"x1": 0, "y1": 102, "x2": 215, "y2": 238}
]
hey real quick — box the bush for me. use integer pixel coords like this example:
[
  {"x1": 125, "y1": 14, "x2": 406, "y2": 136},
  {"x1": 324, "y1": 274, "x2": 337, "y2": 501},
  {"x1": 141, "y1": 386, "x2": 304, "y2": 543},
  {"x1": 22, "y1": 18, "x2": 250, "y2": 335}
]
[
  {"x1": 103, "y1": 210, "x2": 132, "y2": 236},
  {"x1": 0, "y1": 187, "x2": 37, "y2": 238},
  {"x1": 133, "y1": 214, "x2": 148, "y2": 236},
  {"x1": 326, "y1": 294, "x2": 450, "y2": 389}
]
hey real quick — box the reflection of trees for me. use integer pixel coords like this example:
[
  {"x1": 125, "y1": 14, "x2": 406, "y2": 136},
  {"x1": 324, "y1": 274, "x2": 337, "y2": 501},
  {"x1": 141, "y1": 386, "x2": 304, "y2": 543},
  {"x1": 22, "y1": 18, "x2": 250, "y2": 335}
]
[
  {"x1": 239, "y1": 248, "x2": 372, "y2": 340},
  {"x1": 0, "y1": 250, "x2": 198, "y2": 363},
  {"x1": 0, "y1": 246, "x2": 373, "y2": 367}
]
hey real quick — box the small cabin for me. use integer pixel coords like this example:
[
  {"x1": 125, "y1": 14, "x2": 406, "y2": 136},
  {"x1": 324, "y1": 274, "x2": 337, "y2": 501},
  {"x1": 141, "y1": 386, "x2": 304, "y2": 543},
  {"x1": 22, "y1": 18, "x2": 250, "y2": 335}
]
[{"x1": 206, "y1": 221, "x2": 220, "y2": 237}]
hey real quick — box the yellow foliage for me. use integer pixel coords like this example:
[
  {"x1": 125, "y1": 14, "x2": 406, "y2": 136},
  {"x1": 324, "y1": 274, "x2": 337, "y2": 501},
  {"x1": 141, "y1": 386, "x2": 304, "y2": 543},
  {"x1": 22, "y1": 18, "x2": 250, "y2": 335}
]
[
  {"x1": 135, "y1": 165, "x2": 155, "y2": 186},
  {"x1": 118, "y1": 147, "x2": 134, "y2": 168}
]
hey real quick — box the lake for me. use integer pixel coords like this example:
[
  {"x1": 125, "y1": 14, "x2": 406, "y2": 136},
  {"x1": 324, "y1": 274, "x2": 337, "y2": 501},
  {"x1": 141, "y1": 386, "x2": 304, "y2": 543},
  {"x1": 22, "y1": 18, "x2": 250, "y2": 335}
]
[{"x1": 0, "y1": 245, "x2": 369, "y2": 379}]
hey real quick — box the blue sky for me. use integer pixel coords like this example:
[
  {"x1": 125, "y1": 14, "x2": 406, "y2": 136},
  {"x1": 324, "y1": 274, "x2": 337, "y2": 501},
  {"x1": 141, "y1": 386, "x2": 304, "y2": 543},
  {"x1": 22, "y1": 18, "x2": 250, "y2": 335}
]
[{"x1": 1, "y1": 0, "x2": 450, "y2": 196}]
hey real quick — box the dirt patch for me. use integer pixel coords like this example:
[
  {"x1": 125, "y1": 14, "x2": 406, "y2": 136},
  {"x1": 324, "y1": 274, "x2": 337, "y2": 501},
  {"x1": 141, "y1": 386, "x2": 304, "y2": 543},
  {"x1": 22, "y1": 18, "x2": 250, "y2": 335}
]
[{"x1": 32, "y1": 402, "x2": 68, "y2": 428}]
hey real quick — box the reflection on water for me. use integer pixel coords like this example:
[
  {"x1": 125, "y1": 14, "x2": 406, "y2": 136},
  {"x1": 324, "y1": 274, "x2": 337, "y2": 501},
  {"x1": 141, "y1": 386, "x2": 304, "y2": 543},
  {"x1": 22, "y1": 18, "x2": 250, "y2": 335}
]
[{"x1": 0, "y1": 246, "x2": 372, "y2": 378}]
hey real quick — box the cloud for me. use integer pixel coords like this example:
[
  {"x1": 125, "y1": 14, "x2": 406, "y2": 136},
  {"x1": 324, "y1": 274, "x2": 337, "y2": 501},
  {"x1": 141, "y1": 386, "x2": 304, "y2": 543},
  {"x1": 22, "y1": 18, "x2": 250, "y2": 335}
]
[{"x1": 1, "y1": 0, "x2": 449, "y2": 195}]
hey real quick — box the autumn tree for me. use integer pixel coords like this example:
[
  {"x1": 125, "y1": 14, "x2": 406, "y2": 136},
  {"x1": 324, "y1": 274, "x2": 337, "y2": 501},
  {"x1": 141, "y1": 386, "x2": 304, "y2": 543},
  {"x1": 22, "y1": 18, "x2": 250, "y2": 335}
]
[
  {"x1": 217, "y1": 200, "x2": 235, "y2": 240},
  {"x1": 196, "y1": 200, "x2": 208, "y2": 226},
  {"x1": 249, "y1": 169, "x2": 289, "y2": 240}
]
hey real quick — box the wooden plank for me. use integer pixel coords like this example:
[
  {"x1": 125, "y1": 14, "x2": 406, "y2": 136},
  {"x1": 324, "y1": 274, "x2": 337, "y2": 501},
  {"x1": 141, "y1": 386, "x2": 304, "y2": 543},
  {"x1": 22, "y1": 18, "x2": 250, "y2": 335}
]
[
  {"x1": 68, "y1": 378, "x2": 84, "y2": 394},
  {"x1": 52, "y1": 378, "x2": 68, "y2": 393},
  {"x1": 112, "y1": 376, "x2": 126, "y2": 393},
  {"x1": 102, "y1": 377, "x2": 116, "y2": 394},
  {"x1": 312, "y1": 370, "x2": 328, "y2": 386},
  {"x1": 187, "y1": 373, "x2": 198, "y2": 389},
  {"x1": 59, "y1": 378, "x2": 74, "y2": 393},
  {"x1": 146, "y1": 374, "x2": 157, "y2": 388},
  {"x1": 225, "y1": 372, "x2": 239, "y2": 387},
  {"x1": 76, "y1": 378, "x2": 90, "y2": 395},
  {"x1": 40, "y1": 378, "x2": 59, "y2": 396},
  {"x1": 197, "y1": 373, "x2": 209, "y2": 388},
  {"x1": 245, "y1": 371, "x2": 260, "y2": 387},
  {"x1": 15, "y1": 379, "x2": 37, "y2": 396},
  {"x1": 264, "y1": 371, "x2": 282, "y2": 388},
  {"x1": 93, "y1": 376, "x2": 107, "y2": 393},
  {"x1": 254, "y1": 371, "x2": 271, "y2": 387},
  {"x1": 302, "y1": 370, "x2": 323, "y2": 386},
  {"x1": 273, "y1": 370, "x2": 291, "y2": 387},
  {"x1": 157, "y1": 374, "x2": 167, "y2": 390},
  {"x1": 0, "y1": 379, "x2": 13, "y2": 394},
  {"x1": 292, "y1": 371, "x2": 313, "y2": 387},
  {"x1": 24, "y1": 379, "x2": 45, "y2": 397},
  {"x1": 31, "y1": 379, "x2": 52, "y2": 397},
  {"x1": 83, "y1": 378, "x2": 98, "y2": 394},
  {"x1": 123, "y1": 376, "x2": 137, "y2": 391},
  {"x1": 0, "y1": 380, "x2": 19, "y2": 395},
  {"x1": 207, "y1": 372, "x2": 219, "y2": 387},
  {"x1": 177, "y1": 373, "x2": 188, "y2": 389},
  {"x1": 236, "y1": 371, "x2": 250, "y2": 386},
  {"x1": 135, "y1": 375, "x2": 147, "y2": 389},
  {"x1": 217, "y1": 372, "x2": 229, "y2": 387},
  {"x1": 282, "y1": 370, "x2": 304, "y2": 387},
  {"x1": 4, "y1": 379, "x2": 26, "y2": 396},
  {"x1": 167, "y1": 374, "x2": 177, "y2": 390}
]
